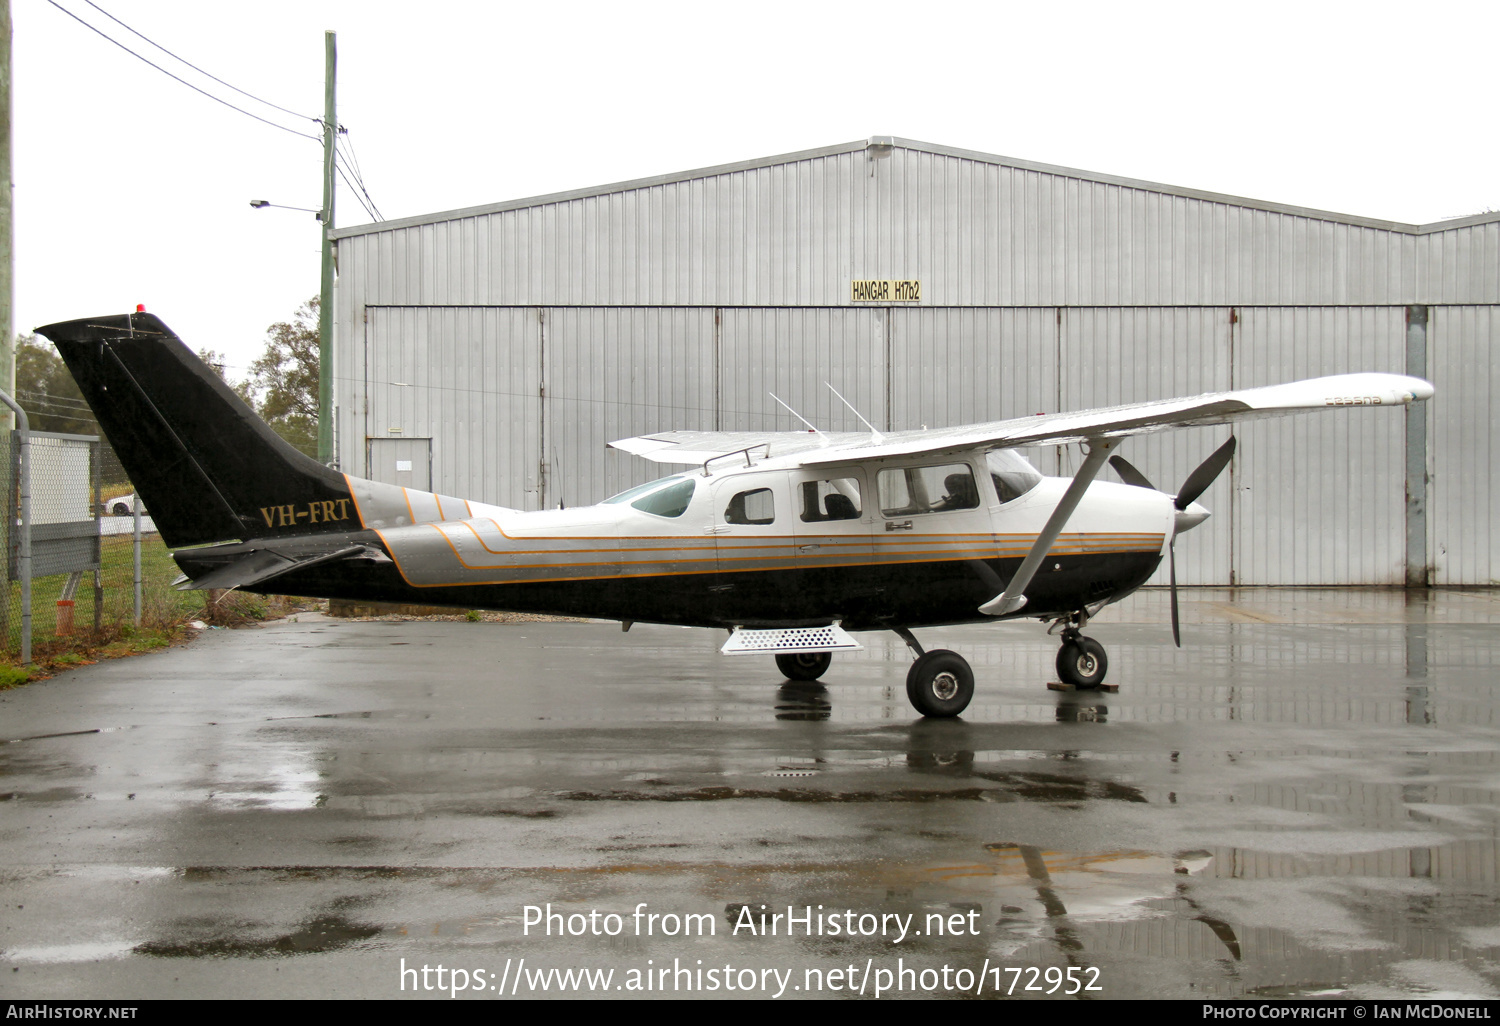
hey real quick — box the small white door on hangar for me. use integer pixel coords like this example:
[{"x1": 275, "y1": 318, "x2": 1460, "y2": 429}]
[{"x1": 367, "y1": 437, "x2": 432, "y2": 491}]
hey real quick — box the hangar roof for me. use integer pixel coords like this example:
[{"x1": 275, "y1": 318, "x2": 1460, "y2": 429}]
[{"x1": 331, "y1": 136, "x2": 1500, "y2": 240}]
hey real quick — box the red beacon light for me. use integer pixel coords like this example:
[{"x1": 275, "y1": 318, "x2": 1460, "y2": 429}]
[{"x1": 136, "y1": 304, "x2": 146, "y2": 313}]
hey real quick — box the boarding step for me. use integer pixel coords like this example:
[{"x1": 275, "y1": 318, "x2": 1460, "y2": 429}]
[{"x1": 721, "y1": 624, "x2": 863, "y2": 656}]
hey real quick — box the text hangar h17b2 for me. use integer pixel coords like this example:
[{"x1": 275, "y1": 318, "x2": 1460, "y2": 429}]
[{"x1": 37, "y1": 312, "x2": 1433, "y2": 718}]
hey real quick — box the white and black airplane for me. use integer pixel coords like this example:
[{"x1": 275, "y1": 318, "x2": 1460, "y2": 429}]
[{"x1": 37, "y1": 311, "x2": 1434, "y2": 718}]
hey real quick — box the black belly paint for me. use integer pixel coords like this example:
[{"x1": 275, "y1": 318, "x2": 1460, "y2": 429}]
[{"x1": 228, "y1": 549, "x2": 1162, "y2": 631}]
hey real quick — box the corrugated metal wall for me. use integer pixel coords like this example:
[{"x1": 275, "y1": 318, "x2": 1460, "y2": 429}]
[
  {"x1": 334, "y1": 139, "x2": 1499, "y2": 587},
  {"x1": 365, "y1": 307, "x2": 542, "y2": 509}
]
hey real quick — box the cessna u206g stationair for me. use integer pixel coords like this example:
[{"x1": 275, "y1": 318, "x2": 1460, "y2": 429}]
[{"x1": 37, "y1": 312, "x2": 1434, "y2": 718}]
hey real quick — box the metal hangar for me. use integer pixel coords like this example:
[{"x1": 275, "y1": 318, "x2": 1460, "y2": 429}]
[{"x1": 328, "y1": 137, "x2": 1498, "y2": 587}]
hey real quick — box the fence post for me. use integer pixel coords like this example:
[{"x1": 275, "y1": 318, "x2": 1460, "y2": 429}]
[
  {"x1": 92, "y1": 438, "x2": 101, "y2": 630},
  {"x1": 133, "y1": 496, "x2": 141, "y2": 627},
  {"x1": 0, "y1": 388, "x2": 30, "y2": 663}
]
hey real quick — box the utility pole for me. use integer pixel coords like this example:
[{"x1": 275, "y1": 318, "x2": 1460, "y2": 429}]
[
  {"x1": 318, "y1": 30, "x2": 335, "y2": 466},
  {"x1": 1, "y1": 0, "x2": 13, "y2": 433},
  {"x1": 0, "y1": 0, "x2": 13, "y2": 658}
]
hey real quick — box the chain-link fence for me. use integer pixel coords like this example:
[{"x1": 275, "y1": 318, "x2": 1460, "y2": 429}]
[{"x1": 1, "y1": 431, "x2": 206, "y2": 663}]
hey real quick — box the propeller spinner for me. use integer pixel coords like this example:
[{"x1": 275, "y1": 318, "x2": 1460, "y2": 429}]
[{"x1": 1109, "y1": 437, "x2": 1237, "y2": 647}]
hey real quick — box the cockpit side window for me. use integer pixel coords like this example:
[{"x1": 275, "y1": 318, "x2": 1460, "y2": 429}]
[
  {"x1": 876, "y1": 463, "x2": 980, "y2": 517},
  {"x1": 617, "y1": 477, "x2": 696, "y2": 518}
]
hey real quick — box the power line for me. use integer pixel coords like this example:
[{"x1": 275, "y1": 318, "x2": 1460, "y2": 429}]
[
  {"x1": 335, "y1": 149, "x2": 383, "y2": 222},
  {"x1": 16, "y1": 389, "x2": 95, "y2": 411},
  {"x1": 81, "y1": 0, "x2": 319, "y2": 126},
  {"x1": 337, "y1": 132, "x2": 384, "y2": 220},
  {"x1": 43, "y1": 0, "x2": 323, "y2": 144},
  {"x1": 335, "y1": 162, "x2": 379, "y2": 223}
]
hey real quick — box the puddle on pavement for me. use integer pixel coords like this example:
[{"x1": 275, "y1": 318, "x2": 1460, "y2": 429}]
[{"x1": 134, "y1": 913, "x2": 381, "y2": 958}]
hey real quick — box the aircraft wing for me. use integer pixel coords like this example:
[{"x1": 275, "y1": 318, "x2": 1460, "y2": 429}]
[
  {"x1": 608, "y1": 429, "x2": 868, "y2": 466},
  {"x1": 609, "y1": 373, "x2": 1433, "y2": 468}
]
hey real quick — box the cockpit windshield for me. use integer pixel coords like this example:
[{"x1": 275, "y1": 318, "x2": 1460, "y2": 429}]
[
  {"x1": 601, "y1": 474, "x2": 697, "y2": 518},
  {"x1": 986, "y1": 449, "x2": 1043, "y2": 504}
]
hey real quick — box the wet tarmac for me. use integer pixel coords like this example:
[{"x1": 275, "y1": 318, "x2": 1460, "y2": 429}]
[{"x1": 1, "y1": 588, "x2": 1498, "y2": 1000}]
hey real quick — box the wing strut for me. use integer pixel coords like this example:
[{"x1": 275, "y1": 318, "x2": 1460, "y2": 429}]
[{"x1": 979, "y1": 438, "x2": 1119, "y2": 617}]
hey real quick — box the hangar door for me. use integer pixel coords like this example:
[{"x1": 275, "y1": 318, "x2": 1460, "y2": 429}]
[
  {"x1": 365, "y1": 307, "x2": 541, "y2": 509},
  {"x1": 365, "y1": 307, "x2": 718, "y2": 510}
]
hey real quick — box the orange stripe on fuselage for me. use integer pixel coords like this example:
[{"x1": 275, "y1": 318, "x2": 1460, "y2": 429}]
[{"x1": 377, "y1": 523, "x2": 1165, "y2": 588}]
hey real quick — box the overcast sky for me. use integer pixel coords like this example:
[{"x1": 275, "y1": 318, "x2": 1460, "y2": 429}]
[{"x1": 14, "y1": 0, "x2": 1499, "y2": 376}]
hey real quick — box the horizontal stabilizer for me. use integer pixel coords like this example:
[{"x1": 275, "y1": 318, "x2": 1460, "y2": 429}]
[
  {"x1": 721, "y1": 624, "x2": 863, "y2": 655},
  {"x1": 178, "y1": 544, "x2": 373, "y2": 591}
]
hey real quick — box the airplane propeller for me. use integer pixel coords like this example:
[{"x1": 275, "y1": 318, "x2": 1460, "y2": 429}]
[{"x1": 1109, "y1": 436, "x2": 1237, "y2": 647}]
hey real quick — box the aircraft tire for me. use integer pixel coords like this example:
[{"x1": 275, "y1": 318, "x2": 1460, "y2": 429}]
[
  {"x1": 776, "y1": 651, "x2": 832, "y2": 681},
  {"x1": 906, "y1": 650, "x2": 974, "y2": 718},
  {"x1": 1057, "y1": 637, "x2": 1108, "y2": 688}
]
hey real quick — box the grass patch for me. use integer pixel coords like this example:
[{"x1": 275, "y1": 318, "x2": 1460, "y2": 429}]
[{"x1": 0, "y1": 531, "x2": 320, "y2": 683}]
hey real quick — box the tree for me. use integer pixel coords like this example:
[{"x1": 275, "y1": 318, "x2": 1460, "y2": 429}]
[
  {"x1": 12, "y1": 333, "x2": 132, "y2": 484},
  {"x1": 242, "y1": 298, "x2": 320, "y2": 459},
  {"x1": 13, "y1": 333, "x2": 96, "y2": 435}
]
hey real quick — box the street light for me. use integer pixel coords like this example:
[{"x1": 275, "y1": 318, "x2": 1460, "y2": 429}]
[{"x1": 249, "y1": 199, "x2": 323, "y2": 219}]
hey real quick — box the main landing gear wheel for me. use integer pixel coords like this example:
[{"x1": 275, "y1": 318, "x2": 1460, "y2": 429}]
[
  {"x1": 1057, "y1": 636, "x2": 1108, "y2": 688},
  {"x1": 776, "y1": 651, "x2": 832, "y2": 681},
  {"x1": 906, "y1": 650, "x2": 974, "y2": 718}
]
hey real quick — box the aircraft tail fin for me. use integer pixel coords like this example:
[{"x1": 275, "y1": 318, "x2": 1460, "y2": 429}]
[{"x1": 35, "y1": 312, "x2": 358, "y2": 548}]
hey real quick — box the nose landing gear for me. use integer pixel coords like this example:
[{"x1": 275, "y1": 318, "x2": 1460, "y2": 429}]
[{"x1": 1051, "y1": 612, "x2": 1108, "y2": 689}]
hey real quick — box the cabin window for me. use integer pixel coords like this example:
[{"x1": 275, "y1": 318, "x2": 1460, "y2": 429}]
[
  {"x1": 799, "y1": 477, "x2": 862, "y2": 522},
  {"x1": 877, "y1": 463, "x2": 980, "y2": 517},
  {"x1": 603, "y1": 475, "x2": 696, "y2": 518},
  {"x1": 724, "y1": 487, "x2": 775, "y2": 525},
  {"x1": 987, "y1": 449, "x2": 1043, "y2": 504}
]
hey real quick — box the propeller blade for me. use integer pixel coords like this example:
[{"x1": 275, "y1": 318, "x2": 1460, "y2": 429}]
[
  {"x1": 1109, "y1": 454, "x2": 1156, "y2": 490},
  {"x1": 1176, "y1": 436, "x2": 1237, "y2": 511},
  {"x1": 1170, "y1": 537, "x2": 1181, "y2": 648}
]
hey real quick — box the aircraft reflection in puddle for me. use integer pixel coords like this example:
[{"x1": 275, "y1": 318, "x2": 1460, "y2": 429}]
[
  {"x1": 901, "y1": 719, "x2": 1148, "y2": 805},
  {"x1": 921, "y1": 844, "x2": 1239, "y2": 961}
]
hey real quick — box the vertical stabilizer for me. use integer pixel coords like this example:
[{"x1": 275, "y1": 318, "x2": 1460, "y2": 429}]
[{"x1": 36, "y1": 312, "x2": 355, "y2": 548}]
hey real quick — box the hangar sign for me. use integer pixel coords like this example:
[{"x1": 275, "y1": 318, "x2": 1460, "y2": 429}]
[{"x1": 850, "y1": 279, "x2": 921, "y2": 302}]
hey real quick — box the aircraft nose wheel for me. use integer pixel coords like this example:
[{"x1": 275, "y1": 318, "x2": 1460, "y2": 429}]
[
  {"x1": 906, "y1": 650, "x2": 974, "y2": 718},
  {"x1": 1056, "y1": 636, "x2": 1108, "y2": 688},
  {"x1": 775, "y1": 651, "x2": 832, "y2": 681}
]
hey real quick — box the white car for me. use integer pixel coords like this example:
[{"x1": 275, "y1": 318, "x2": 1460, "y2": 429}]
[{"x1": 108, "y1": 493, "x2": 145, "y2": 517}]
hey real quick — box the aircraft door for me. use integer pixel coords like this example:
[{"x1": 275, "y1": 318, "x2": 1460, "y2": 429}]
[
  {"x1": 709, "y1": 472, "x2": 797, "y2": 621},
  {"x1": 789, "y1": 470, "x2": 878, "y2": 617}
]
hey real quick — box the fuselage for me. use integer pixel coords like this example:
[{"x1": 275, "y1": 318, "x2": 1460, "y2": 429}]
[{"x1": 204, "y1": 449, "x2": 1177, "y2": 632}]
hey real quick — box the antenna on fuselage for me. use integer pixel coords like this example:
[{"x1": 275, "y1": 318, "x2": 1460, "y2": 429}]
[
  {"x1": 769, "y1": 392, "x2": 830, "y2": 447},
  {"x1": 825, "y1": 383, "x2": 884, "y2": 443}
]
